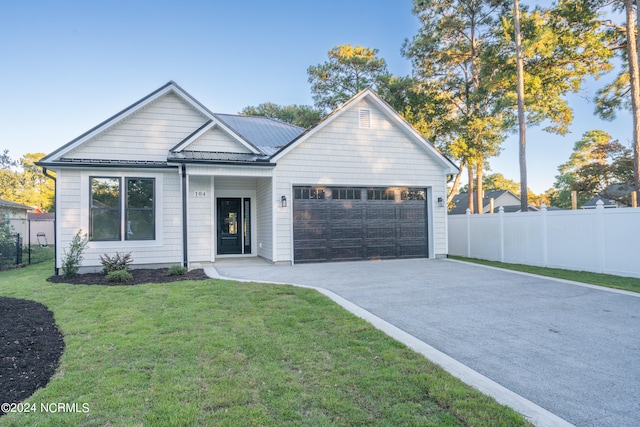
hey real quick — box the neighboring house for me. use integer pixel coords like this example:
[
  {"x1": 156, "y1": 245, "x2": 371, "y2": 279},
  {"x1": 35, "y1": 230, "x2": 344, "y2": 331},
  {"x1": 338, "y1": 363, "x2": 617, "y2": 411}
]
[
  {"x1": 581, "y1": 196, "x2": 621, "y2": 209},
  {"x1": 38, "y1": 81, "x2": 458, "y2": 274},
  {"x1": 0, "y1": 198, "x2": 33, "y2": 240},
  {"x1": 582, "y1": 183, "x2": 634, "y2": 209},
  {"x1": 449, "y1": 190, "x2": 538, "y2": 214}
]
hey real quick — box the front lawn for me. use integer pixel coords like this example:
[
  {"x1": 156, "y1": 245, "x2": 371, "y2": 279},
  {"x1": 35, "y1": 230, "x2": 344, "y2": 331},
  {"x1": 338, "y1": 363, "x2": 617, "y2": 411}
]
[
  {"x1": 450, "y1": 256, "x2": 640, "y2": 294},
  {"x1": 0, "y1": 263, "x2": 530, "y2": 426}
]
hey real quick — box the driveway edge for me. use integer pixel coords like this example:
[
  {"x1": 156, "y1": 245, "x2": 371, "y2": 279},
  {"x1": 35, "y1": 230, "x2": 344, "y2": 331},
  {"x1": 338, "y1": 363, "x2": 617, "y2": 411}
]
[
  {"x1": 446, "y1": 258, "x2": 640, "y2": 298},
  {"x1": 205, "y1": 266, "x2": 574, "y2": 427}
]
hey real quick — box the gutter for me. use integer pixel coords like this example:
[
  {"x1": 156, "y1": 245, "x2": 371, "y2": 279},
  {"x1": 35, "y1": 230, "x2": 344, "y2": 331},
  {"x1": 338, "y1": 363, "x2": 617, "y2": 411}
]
[
  {"x1": 41, "y1": 167, "x2": 58, "y2": 275},
  {"x1": 181, "y1": 165, "x2": 188, "y2": 268}
]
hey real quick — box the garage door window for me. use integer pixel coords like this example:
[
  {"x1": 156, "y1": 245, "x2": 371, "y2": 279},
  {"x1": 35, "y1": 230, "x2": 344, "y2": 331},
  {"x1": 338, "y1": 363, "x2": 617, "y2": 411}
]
[
  {"x1": 401, "y1": 189, "x2": 426, "y2": 201},
  {"x1": 294, "y1": 187, "x2": 325, "y2": 200},
  {"x1": 333, "y1": 188, "x2": 361, "y2": 200},
  {"x1": 367, "y1": 188, "x2": 395, "y2": 201}
]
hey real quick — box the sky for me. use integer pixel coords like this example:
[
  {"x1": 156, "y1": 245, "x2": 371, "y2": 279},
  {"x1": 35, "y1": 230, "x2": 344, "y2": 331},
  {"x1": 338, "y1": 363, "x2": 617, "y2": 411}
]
[{"x1": 0, "y1": 0, "x2": 633, "y2": 194}]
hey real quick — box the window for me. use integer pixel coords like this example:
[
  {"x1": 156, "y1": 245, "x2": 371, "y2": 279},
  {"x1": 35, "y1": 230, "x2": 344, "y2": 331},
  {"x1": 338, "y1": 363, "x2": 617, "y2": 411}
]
[
  {"x1": 126, "y1": 178, "x2": 155, "y2": 240},
  {"x1": 90, "y1": 177, "x2": 155, "y2": 241},
  {"x1": 401, "y1": 189, "x2": 426, "y2": 201},
  {"x1": 367, "y1": 188, "x2": 395, "y2": 201},
  {"x1": 90, "y1": 177, "x2": 121, "y2": 241},
  {"x1": 332, "y1": 188, "x2": 361, "y2": 200},
  {"x1": 294, "y1": 187, "x2": 326, "y2": 200}
]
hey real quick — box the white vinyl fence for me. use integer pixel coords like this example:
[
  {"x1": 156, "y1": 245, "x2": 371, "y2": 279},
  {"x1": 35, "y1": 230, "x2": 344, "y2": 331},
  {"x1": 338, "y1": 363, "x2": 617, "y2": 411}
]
[{"x1": 448, "y1": 201, "x2": 640, "y2": 278}]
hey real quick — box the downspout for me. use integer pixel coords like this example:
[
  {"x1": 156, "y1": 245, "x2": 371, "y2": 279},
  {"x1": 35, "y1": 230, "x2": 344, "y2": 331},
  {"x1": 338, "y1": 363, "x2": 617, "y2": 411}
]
[
  {"x1": 42, "y1": 167, "x2": 58, "y2": 275},
  {"x1": 181, "y1": 164, "x2": 188, "y2": 268}
]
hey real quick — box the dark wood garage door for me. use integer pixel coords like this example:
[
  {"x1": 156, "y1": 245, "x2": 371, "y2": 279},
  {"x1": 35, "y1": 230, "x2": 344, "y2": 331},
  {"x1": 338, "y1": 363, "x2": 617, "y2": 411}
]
[{"x1": 293, "y1": 186, "x2": 428, "y2": 263}]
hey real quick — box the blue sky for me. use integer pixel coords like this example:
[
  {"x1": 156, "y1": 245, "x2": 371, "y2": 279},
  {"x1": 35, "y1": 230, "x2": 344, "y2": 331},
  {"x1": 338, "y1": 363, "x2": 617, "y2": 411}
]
[{"x1": 0, "y1": 0, "x2": 632, "y2": 194}]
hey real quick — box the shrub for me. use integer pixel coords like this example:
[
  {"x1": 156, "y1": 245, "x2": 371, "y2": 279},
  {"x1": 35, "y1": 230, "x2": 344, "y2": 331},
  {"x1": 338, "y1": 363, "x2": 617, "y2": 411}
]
[
  {"x1": 100, "y1": 252, "x2": 133, "y2": 274},
  {"x1": 61, "y1": 230, "x2": 88, "y2": 277},
  {"x1": 106, "y1": 269, "x2": 133, "y2": 283},
  {"x1": 0, "y1": 219, "x2": 17, "y2": 270},
  {"x1": 168, "y1": 265, "x2": 188, "y2": 276}
]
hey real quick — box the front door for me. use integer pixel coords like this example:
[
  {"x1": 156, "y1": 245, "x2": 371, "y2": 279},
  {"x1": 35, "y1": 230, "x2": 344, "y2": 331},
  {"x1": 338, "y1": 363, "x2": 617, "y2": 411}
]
[{"x1": 217, "y1": 198, "x2": 242, "y2": 254}]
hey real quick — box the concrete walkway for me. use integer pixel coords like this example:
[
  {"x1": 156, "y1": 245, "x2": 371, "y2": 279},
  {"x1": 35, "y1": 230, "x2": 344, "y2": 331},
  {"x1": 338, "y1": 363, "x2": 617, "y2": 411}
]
[{"x1": 206, "y1": 258, "x2": 640, "y2": 427}]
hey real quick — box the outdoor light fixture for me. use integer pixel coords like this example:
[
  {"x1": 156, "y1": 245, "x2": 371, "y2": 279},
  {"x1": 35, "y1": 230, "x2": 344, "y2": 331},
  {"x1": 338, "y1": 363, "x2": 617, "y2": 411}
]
[
  {"x1": 281, "y1": 195, "x2": 287, "y2": 208},
  {"x1": 437, "y1": 197, "x2": 444, "y2": 207}
]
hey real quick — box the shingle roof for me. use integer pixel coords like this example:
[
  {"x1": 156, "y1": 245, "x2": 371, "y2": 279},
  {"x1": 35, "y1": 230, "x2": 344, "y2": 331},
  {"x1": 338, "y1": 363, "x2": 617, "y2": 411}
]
[
  {"x1": 449, "y1": 190, "x2": 538, "y2": 214},
  {"x1": 581, "y1": 196, "x2": 618, "y2": 208},
  {"x1": 214, "y1": 114, "x2": 306, "y2": 156},
  {"x1": 0, "y1": 198, "x2": 33, "y2": 210},
  {"x1": 449, "y1": 190, "x2": 511, "y2": 214}
]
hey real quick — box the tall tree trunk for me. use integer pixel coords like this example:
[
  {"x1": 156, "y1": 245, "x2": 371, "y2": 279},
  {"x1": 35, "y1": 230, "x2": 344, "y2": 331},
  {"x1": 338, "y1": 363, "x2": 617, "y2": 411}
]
[
  {"x1": 514, "y1": 0, "x2": 528, "y2": 211},
  {"x1": 467, "y1": 164, "x2": 475, "y2": 214},
  {"x1": 476, "y1": 163, "x2": 484, "y2": 214},
  {"x1": 627, "y1": 0, "x2": 640, "y2": 194},
  {"x1": 447, "y1": 162, "x2": 465, "y2": 205}
]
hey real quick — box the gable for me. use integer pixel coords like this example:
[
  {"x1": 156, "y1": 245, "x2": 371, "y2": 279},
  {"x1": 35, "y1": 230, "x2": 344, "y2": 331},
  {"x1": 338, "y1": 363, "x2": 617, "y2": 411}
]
[
  {"x1": 273, "y1": 89, "x2": 458, "y2": 175},
  {"x1": 64, "y1": 92, "x2": 209, "y2": 162},
  {"x1": 493, "y1": 191, "x2": 521, "y2": 206},
  {"x1": 276, "y1": 98, "x2": 445, "y2": 181},
  {"x1": 180, "y1": 125, "x2": 254, "y2": 154}
]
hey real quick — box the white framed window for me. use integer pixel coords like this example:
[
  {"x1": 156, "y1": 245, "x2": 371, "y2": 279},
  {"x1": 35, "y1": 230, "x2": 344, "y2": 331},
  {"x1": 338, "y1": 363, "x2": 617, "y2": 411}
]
[{"x1": 89, "y1": 175, "x2": 156, "y2": 242}]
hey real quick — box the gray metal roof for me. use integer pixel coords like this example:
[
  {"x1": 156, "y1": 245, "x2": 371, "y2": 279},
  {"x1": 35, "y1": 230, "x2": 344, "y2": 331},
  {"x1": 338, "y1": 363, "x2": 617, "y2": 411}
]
[
  {"x1": 214, "y1": 114, "x2": 305, "y2": 156},
  {"x1": 168, "y1": 151, "x2": 272, "y2": 164}
]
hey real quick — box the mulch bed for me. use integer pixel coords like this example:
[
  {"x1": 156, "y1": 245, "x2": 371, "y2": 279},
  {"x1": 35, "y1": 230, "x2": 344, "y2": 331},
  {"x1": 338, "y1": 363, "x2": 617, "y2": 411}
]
[
  {"x1": 0, "y1": 297, "x2": 65, "y2": 414},
  {"x1": 47, "y1": 268, "x2": 209, "y2": 286},
  {"x1": 1, "y1": 268, "x2": 210, "y2": 415}
]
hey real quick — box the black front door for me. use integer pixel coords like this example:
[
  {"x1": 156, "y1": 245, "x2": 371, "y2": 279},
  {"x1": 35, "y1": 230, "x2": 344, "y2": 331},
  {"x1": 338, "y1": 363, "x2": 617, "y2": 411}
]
[{"x1": 217, "y1": 198, "x2": 242, "y2": 254}]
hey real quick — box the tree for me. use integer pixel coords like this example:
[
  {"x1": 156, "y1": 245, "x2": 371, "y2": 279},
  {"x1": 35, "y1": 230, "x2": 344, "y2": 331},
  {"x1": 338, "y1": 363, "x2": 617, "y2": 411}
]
[
  {"x1": 460, "y1": 173, "x2": 520, "y2": 193},
  {"x1": 376, "y1": 75, "x2": 452, "y2": 144},
  {"x1": 514, "y1": 0, "x2": 528, "y2": 211},
  {"x1": 0, "y1": 150, "x2": 20, "y2": 202},
  {"x1": 240, "y1": 103, "x2": 323, "y2": 128},
  {"x1": 308, "y1": 44, "x2": 389, "y2": 111},
  {"x1": 495, "y1": 0, "x2": 613, "y2": 209},
  {"x1": 403, "y1": 0, "x2": 513, "y2": 214},
  {"x1": 552, "y1": 130, "x2": 634, "y2": 208},
  {"x1": 0, "y1": 152, "x2": 54, "y2": 211},
  {"x1": 594, "y1": 0, "x2": 640, "y2": 195}
]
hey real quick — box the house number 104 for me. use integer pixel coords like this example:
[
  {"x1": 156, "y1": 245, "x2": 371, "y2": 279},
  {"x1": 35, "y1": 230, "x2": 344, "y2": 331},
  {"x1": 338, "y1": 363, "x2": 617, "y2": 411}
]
[{"x1": 194, "y1": 191, "x2": 207, "y2": 198}]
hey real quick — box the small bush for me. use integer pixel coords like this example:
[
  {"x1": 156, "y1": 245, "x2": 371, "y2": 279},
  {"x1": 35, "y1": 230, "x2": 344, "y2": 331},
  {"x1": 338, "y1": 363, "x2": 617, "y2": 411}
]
[
  {"x1": 100, "y1": 252, "x2": 133, "y2": 274},
  {"x1": 168, "y1": 265, "x2": 188, "y2": 276},
  {"x1": 106, "y1": 269, "x2": 133, "y2": 283},
  {"x1": 61, "y1": 230, "x2": 88, "y2": 277}
]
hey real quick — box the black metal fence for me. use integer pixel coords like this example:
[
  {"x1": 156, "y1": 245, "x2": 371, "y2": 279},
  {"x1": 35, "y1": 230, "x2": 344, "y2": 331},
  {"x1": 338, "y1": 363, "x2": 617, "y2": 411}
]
[
  {"x1": 0, "y1": 233, "x2": 22, "y2": 269},
  {"x1": 1, "y1": 218, "x2": 55, "y2": 269}
]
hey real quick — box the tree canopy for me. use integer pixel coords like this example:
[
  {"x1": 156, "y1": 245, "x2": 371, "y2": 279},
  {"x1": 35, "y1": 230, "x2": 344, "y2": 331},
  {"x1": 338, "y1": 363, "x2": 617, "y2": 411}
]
[
  {"x1": 403, "y1": 0, "x2": 514, "y2": 212},
  {"x1": 307, "y1": 45, "x2": 389, "y2": 111},
  {"x1": 0, "y1": 152, "x2": 54, "y2": 211},
  {"x1": 239, "y1": 103, "x2": 323, "y2": 128},
  {"x1": 551, "y1": 130, "x2": 634, "y2": 208}
]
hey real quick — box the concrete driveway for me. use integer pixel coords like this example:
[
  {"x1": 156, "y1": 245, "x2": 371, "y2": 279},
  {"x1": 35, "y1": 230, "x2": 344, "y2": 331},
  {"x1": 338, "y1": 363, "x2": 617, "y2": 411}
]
[{"x1": 208, "y1": 258, "x2": 640, "y2": 427}]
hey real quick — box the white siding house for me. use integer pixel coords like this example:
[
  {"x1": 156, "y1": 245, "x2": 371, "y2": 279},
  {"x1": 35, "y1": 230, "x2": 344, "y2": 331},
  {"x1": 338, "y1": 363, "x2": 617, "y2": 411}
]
[{"x1": 38, "y1": 82, "x2": 458, "y2": 273}]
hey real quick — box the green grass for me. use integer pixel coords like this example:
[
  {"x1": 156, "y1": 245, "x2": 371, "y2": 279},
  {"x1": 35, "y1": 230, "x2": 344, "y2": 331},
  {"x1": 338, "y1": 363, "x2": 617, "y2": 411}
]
[
  {"x1": 0, "y1": 263, "x2": 530, "y2": 426},
  {"x1": 450, "y1": 256, "x2": 640, "y2": 294}
]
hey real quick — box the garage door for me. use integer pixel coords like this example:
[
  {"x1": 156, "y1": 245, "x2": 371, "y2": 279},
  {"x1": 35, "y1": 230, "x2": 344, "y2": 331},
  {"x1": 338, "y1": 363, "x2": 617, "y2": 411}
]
[{"x1": 293, "y1": 186, "x2": 428, "y2": 263}]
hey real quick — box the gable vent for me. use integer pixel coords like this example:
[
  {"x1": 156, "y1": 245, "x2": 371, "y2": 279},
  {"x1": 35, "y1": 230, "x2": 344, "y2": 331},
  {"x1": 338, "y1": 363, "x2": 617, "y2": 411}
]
[{"x1": 359, "y1": 108, "x2": 371, "y2": 128}]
